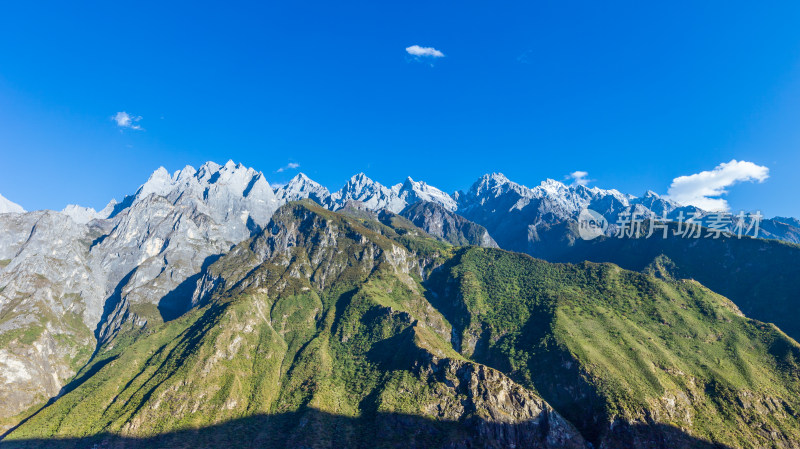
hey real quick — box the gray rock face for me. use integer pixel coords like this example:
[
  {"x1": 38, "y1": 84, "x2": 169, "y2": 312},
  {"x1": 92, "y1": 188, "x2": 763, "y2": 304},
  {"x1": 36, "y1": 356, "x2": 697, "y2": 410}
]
[
  {"x1": 273, "y1": 172, "x2": 332, "y2": 207},
  {"x1": 0, "y1": 161, "x2": 283, "y2": 426},
  {"x1": 92, "y1": 161, "x2": 282, "y2": 342},
  {"x1": 418, "y1": 357, "x2": 588, "y2": 449},
  {"x1": 191, "y1": 201, "x2": 429, "y2": 307},
  {"x1": 60, "y1": 205, "x2": 101, "y2": 224},
  {"x1": 275, "y1": 172, "x2": 458, "y2": 214},
  {"x1": 400, "y1": 201, "x2": 498, "y2": 248},
  {"x1": 0, "y1": 211, "x2": 103, "y2": 420},
  {"x1": 394, "y1": 177, "x2": 458, "y2": 212},
  {"x1": 453, "y1": 173, "x2": 800, "y2": 257},
  {"x1": 2, "y1": 162, "x2": 799, "y2": 431},
  {"x1": 275, "y1": 171, "x2": 800, "y2": 254},
  {"x1": 0, "y1": 194, "x2": 25, "y2": 214},
  {"x1": 329, "y1": 173, "x2": 408, "y2": 212}
]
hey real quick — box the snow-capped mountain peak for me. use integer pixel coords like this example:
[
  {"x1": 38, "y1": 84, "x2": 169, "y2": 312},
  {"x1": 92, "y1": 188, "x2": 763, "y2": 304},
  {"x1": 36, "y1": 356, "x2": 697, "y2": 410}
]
[
  {"x1": 284, "y1": 172, "x2": 325, "y2": 193},
  {"x1": 397, "y1": 177, "x2": 457, "y2": 212},
  {"x1": 61, "y1": 204, "x2": 100, "y2": 224},
  {"x1": 461, "y1": 173, "x2": 532, "y2": 210},
  {"x1": 135, "y1": 166, "x2": 174, "y2": 199},
  {"x1": 534, "y1": 178, "x2": 572, "y2": 199},
  {"x1": 292, "y1": 172, "x2": 316, "y2": 184},
  {"x1": 644, "y1": 190, "x2": 660, "y2": 198},
  {"x1": 98, "y1": 199, "x2": 119, "y2": 218},
  {"x1": 343, "y1": 172, "x2": 376, "y2": 191},
  {"x1": 0, "y1": 193, "x2": 25, "y2": 214},
  {"x1": 331, "y1": 173, "x2": 406, "y2": 212},
  {"x1": 276, "y1": 172, "x2": 331, "y2": 205},
  {"x1": 478, "y1": 172, "x2": 513, "y2": 190}
]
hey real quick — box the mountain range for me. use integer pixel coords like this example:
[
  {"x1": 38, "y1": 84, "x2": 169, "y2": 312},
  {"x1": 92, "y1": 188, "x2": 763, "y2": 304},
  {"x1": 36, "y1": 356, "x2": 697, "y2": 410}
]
[{"x1": 1, "y1": 161, "x2": 799, "y2": 448}]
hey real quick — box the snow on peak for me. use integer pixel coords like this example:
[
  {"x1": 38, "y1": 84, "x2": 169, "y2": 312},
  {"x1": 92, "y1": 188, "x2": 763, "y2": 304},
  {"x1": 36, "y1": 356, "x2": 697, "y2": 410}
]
[
  {"x1": 465, "y1": 173, "x2": 530, "y2": 203},
  {"x1": 276, "y1": 172, "x2": 331, "y2": 204},
  {"x1": 275, "y1": 173, "x2": 457, "y2": 213},
  {"x1": 292, "y1": 172, "x2": 313, "y2": 183},
  {"x1": 335, "y1": 173, "x2": 378, "y2": 197},
  {"x1": 0, "y1": 193, "x2": 25, "y2": 214},
  {"x1": 644, "y1": 190, "x2": 660, "y2": 198},
  {"x1": 98, "y1": 199, "x2": 119, "y2": 219},
  {"x1": 136, "y1": 166, "x2": 174, "y2": 199},
  {"x1": 135, "y1": 162, "x2": 271, "y2": 203},
  {"x1": 535, "y1": 179, "x2": 569, "y2": 195},
  {"x1": 344, "y1": 172, "x2": 375, "y2": 190},
  {"x1": 336, "y1": 173, "x2": 383, "y2": 198},
  {"x1": 61, "y1": 205, "x2": 99, "y2": 224},
  {"x1": 287, "y1": 172, "x2": 325, "y2": 190},
  {"x1": 291, "y1": 173, "x2": 327, "y2": 191},
  {"x1": 118, "y1": 162, "x2": 280, "y2": 235},
  {"x1": 632, "y1": 190, "x2": 682, "y2": 216},
  {"x1": 397, "y1": 177, "x2": 457, "y2": 211},
  {"x1": 476, "y1": 173, "x2": 514, "y2": 190},
  {"x1": 176, "y1": 165, "x2": 198, "y2": 182},
  {"x1": 488, "y1": 172, "x2": 510, "y2": 183},
  {"x1": 197, "y1": 161, "x2": 222, "y2": 181},
  {"x1": 330, "y1": 173, "x2": 406, "y2": 212},
  {"x1": 476, "y1": 173, "x2": 512, "y2": 189}
]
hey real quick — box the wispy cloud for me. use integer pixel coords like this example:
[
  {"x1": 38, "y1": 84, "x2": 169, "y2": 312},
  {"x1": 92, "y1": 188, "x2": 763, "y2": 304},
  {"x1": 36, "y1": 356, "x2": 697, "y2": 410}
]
[
  {"x1": 517, "y1": 50, "x2": 532, "y2": 64},
  {"x1": 112, "y1": 111, "x2": 143, "y2": 130},
  {"x1": 566, "y1": 170, "x2": 591, "y2": 186},
  {"x1": 405, "y1": 45, "x2": 445, "y2": 58},
  {"x1": 667, "y1": 160, "x2": 769, "y2": 211},
  {"x1": 276, "y1": 162, "x2": 300, "y2": 173}
]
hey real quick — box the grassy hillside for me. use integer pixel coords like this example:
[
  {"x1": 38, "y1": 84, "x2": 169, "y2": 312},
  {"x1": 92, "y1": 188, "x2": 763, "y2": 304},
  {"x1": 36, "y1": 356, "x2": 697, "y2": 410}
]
[
  {"x1": 426, "y1": 247, "x2": 800, "y2": 448},
  {"x1": 5, "y1": 203, "x2": 800, "y2": 448},
  {"x1": 550, "y1": 227, "x2": 800, "y2": 342},
  {"x1": 4, "y1": 202, "x2": 584, "y2": 449}
]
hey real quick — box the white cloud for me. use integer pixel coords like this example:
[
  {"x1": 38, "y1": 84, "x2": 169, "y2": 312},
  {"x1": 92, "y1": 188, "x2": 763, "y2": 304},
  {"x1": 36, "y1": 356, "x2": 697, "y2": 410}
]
[
  {"x1": 405, "y1": 45, "x2": 445, "y2": 58},
  {"x1": 667, "y1": 160, "x2": 769, "y2": 211},
  {"x1": 276, "y1": 162, "x2": 300, "y2": 173},
  {"x1": 112, "y1": 111, "x2": 143, "y2": 130},
  {"x1": 566, "y1": 170, "x2": 591, "y2": 186}
]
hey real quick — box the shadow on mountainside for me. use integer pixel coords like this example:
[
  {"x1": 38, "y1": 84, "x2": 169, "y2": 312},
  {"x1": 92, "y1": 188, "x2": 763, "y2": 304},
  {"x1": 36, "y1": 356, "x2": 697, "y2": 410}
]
[
  {"x1": 0, "y1": 409, "x2": 736, "y2": 449},
  {"x1": 0, "y1": 356, "x2": 121, "y2": 440},
  {"x1": 93, "y1": 268, "x2": 138, "y2": 345},
  {"x1": 157, "y1": 253, "x2": 223, "y2": 322},
  {"x1": 548, "y1": 230, "x2": 800, "y2": 342}
]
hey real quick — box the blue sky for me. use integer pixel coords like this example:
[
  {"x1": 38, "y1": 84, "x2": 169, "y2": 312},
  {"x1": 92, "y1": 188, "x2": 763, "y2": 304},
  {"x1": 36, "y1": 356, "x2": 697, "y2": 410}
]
[{"x1": 2, "y1": 1, "x2": 800, "y2": 217}]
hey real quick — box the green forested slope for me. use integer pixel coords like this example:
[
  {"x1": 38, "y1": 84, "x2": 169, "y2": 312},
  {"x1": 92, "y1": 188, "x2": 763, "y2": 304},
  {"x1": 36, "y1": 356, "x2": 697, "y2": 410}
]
[
  {"x1": 550, "y1": 229, "x2": 800, "y2": 342},
  {"x1": 4, "y1": 203, "x2": 800, "y2": 449},
  {"x1": 3, "y1": 202, "x2": 584, "y2": 449},
  {"x1": 427, "y1": 247, "x2": 800, "y2": 448}
]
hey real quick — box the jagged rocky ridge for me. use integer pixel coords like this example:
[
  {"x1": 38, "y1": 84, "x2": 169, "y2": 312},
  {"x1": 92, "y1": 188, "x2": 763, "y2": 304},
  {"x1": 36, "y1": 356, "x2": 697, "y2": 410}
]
[
  {"x1": 0, "y1": 194, "x2": 25, "y2": 214},
  {"x1": 0, "y1": 161, "x2": 281, "y2": 425},
  {"x1": 1, "y1": 161, "x2": 799, "y2": 441},
  {"x1": 4, "y1": 202, "x2": 588, "y2": 448},
  {"x1": 399, "y1": 201, "x2": 498, "y2": 248},
  {"x1": 273, "y1": 170, "x2": 800, "y2": 252},
  {"x1": 5, "y1": 201, "x2": 800, "y2": 449}
]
